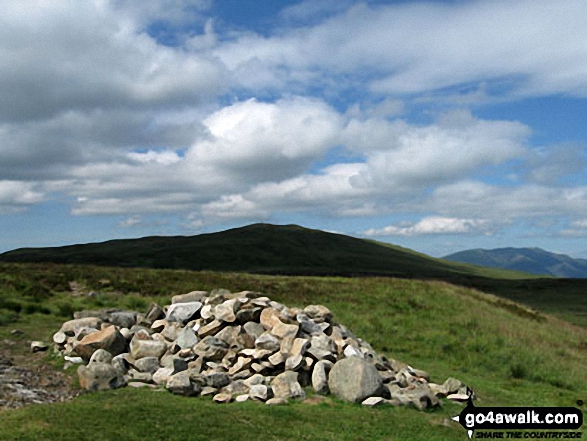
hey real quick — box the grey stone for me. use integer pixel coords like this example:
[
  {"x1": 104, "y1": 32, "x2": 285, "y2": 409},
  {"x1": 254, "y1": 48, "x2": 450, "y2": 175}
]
[
  {"x1": 243, "y1": 321, "x2": 265, "y2": 339},
  {"x1": 134, "y1": 356, "x2": 160, "y2": 374},
  {"x1": 201, "y1": 372, "x2": 231, "y2": 389},
  {"x1": 249, "y1": 384, "x2": 270, "y2": 401},
  {"x1": 166, "y1": 371, "x2": 200, "y2": 396},
  {"x1": 198, "y1": 319, "x2": 224, "y2": 338},
  {"x1": 108, "y1": 311, "x2": 137, "y2": 329},
  {"x1": 193, "y1": 336, "x2": 229, "y2": 361},
  {"x1": 343, "y1": 345, "x2": 363, "y2": 359},
  {"x1": 270, "y1": 322, "x2": 299, "y2": 340},
  {"x1": 60, "y1": 317, "x2": 103, "y2": 336},
  {"x1": 172, "y1": 291, "x2": 207, "y2": 304},
  {"x1": 265, "y1": 397, "x2": 288, "y2": 406},
  {"x1": 362, "y1": 396, "x2": 386, "y2": 406},
  {"x1": 176, "y1": 326, "x2": 199, "y2": 349},
  {"x1": 53, "y1": 331, "x2": 68, "y2": 345},
  {"x1": 255, "y1": 332, "x2": 281, "y2": 352},
  {"x1": 129, "y1": 332, "x2": 167, "y2": 360},
  {"x1": 166, "y1": 302, "x2": 202, "y2": 324},
  {"x1": 236, "y1": 307, "x2": 262, "y2": 323},
  {"x1": 285, "y1": 354, "x2": 303, "y2": 371},
  {"x1": 153, "y1": 367, "x2": 174, "y2": 385},
  {"x1": 214, "y1": 299, "x2": 240, "y2": 323},
  {"x1": 215, "y1": 325, "x2": 242, "y2": 349},
  {"x1": 306, "y1": 334, "x2": 336, "y2": 361},
  {"x1": 312, "y1": 360, "x2": 333, "y2": 395},
  {"x1": 78, "y1": 362, "x2": 125, "y2": 391},
  {"x1": 328, "y1": 357, "x2": 384, "y2": 403},
  {"x1": 213, "y1": 393, "x2": 233, "y2": 403},
  {"x1": 144, "y1": 303, "x2": 165, "y2": 323},
  {"x1": 89, "y1": 348, "x2": 113, "y2": 364},
  {"x1": 271, "y1": 371, "x2": 305, "y2": 400},
  {"x1": 303, "y1": 305, "x2": 332, "y2": 322},
  {"x1": 30, "y1": 341, "x2": 49, "y2": 353}
]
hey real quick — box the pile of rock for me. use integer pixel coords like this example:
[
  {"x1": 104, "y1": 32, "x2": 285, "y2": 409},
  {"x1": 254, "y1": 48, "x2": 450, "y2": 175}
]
[{"x1": 52, "y1": 289, "x2": 471, "y2": 408}]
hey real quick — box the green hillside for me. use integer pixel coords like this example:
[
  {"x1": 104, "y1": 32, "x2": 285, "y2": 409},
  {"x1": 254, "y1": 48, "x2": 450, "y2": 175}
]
[
  {"x1": 0, "y1": 263, "x2": 586, "y2": 440},
  {"x1": 8, "y1": 223, "x2": 587, "y2": 326},
  {"x1": 0, "y1": 223, "x2": 531, "y2": 281}
]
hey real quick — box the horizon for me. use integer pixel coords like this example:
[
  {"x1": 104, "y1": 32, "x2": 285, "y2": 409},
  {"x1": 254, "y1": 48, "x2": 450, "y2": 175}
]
[{"x1": 2, "y1": 1, "x2": 587, "y2": 258}]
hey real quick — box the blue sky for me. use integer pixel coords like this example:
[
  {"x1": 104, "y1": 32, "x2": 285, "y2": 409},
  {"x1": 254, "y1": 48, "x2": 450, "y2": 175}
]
[{"x1": 2, "y1": 0, "x2": 587, "y2": 258}]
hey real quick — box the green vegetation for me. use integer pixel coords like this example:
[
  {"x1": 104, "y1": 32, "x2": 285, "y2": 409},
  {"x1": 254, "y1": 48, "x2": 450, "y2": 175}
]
[
  {"x1": 0, "y1": 223, "x2": 534, "y2": 280},
  {"x1": 2, "y1": 224, "x2": 587, "y2": 326},
  {"x1": 0, "y1": 262, "x2": 586, "y2": 440}
]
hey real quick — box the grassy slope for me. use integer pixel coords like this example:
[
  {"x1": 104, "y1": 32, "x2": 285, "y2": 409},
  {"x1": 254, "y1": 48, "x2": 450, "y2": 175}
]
[
  {"x1": 0, "y1": 223, "x2": 531, "y2": 280},
  {"x1": 0, "y1": 263, "x2": 586, "y2": 440},
  {"x1": 5, "y1": 223, "x2": 587, "y2": 326}
]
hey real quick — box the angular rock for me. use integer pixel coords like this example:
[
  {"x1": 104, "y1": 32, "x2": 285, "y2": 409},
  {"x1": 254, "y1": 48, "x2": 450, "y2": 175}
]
[
  {"x1": 78, "y1": 362, "x2": 125, "y2": 391},
  {"x1": 153, "y1": 367, "x2": 174, "y2": 385},
  {"x1": 312, "y1": 360, "x2": 333, "y2": 395},
  {"x1": 172, "y1": 291, "x2": 207, "y2": 304},
  {"x1": 249, "y1": 384, "x2": 270, "y2": 401},
  {"x1": 271, "y1": 371, "x2": 305, "y2": 400},
  {"x1": 167, "y1": 371, "x2": 200, "y2": 396},
  {"x1": 255, "y1": 332, "x2": 281, "y2": 352},
  {"x1": 260, "y1": 308, "x2": 282, "y2": 330},
  {"x1": 214, "y1": 299, "x2": 240, "y2": 323},
  {"x1": 74, "y1": 326, "x2": 127, "y2": 361},
  {"x1": 60, "y1": 317, "x2": 102, "y2": 336},
  {"x1": 328, "y1": 357, "x2": 384, "y2": 403},
  {"x1": 271, "y1": 322, "x2": 299, "y2": 341},
  {"x1": 362, "y1": 396, "x2": 386, "y2": 406},
  {"x1": 343, "y1": 345, "x2": 363, "y2": 359},
  {"x1": 193, "y1": 336, "x2": 228, "y2": 361},
  {"x1": 176, "y1": 326, "x2": 199, "y2": 350},
  {"x1": 30, "y1": 341, "x2": 49, "y2": 353},
  {"x1": 266, "y1": 397, "x2": 288, "y2": 406},
  {"x1": 166, "y1": 302, "x2": 202, "y2": 324},
  {"x1": 108, "y1": 311, "x2": 137, "y2": 329},
  {"x1": 303, "y1": 305, "x2": 332, "y2": 322},
  {"x1": 307, "y1": 334, "x2": 336, "y2": 362},
  {"x1": 134, "y1": 356, "x2": 160, "y2": 374},
  {"x1": 89, "y1": 348, "x2": 113, "y2": 364},
  {"x1": 198, "y1": 319, "x2": 223, "y2": 338},
  {"x1": 236, "y1": 307, "x2": 262, "y2": 324},
  {"x1": 243, "y1": 321, "x2": 265, "y2": 339},
  {"x1": 285, "y1": 354, "x2": 303, "y2": 371},
  {"x1": 213, "y1": 393, "x2": 233, "y2": 403},
  {"x1": 129, "y1": 332, "x2": 167, "y2": 360},
  {"x1": 215, "y1": 325, "x2": 242, "y2": 349}
]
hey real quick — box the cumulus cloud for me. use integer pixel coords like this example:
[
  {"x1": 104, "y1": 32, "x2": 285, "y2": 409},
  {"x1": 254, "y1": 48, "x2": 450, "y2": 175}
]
[
  {"x1": 364, "y1": 217, "x2": 492, "y2": 237},
  {"x1": 0, "y1": 181, "x2": 44, "y2": 214},
  {"x1": 213, "y1": 0, "x2": 587, "y2": 98}
]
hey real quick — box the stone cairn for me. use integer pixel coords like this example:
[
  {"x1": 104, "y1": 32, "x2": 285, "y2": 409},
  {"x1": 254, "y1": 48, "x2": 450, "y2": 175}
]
[{"x1": 51, "y1": 289, "x2": 471, "y2": 408}]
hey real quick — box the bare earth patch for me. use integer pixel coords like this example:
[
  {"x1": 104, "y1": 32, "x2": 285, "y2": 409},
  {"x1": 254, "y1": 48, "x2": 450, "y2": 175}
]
[{"x1": 0, "y1": 336, "x2": 79, "y2": 410}]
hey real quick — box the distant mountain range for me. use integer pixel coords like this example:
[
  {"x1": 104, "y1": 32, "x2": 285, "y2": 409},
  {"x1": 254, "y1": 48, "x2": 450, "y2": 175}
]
[
  {"x1": 0, "y1": 223, "x2": 528, "y2": 283},
  {"x1": 444, "y1": 247, "x2": 587, "y2": 278}
]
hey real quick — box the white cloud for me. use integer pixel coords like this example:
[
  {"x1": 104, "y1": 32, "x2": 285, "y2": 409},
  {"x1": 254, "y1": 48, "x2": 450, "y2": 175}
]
[
  {"x1": 213, "y1": 0, "x2": 587, "y2": 98},
  {"x1": 118, "y1": 215, "x2": 142, "y2": 228},
  {"x1": 0, "y1": 181, "x2": 44, "y2": 213},
  {"x1": 364, "y1": 216, "x2": 492, "y2": 237}
]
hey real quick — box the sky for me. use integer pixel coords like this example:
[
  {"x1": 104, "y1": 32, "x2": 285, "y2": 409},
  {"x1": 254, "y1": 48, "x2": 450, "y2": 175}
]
[{"x1": 2, "y1": 0, "x2": 587, "y2": 258}]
